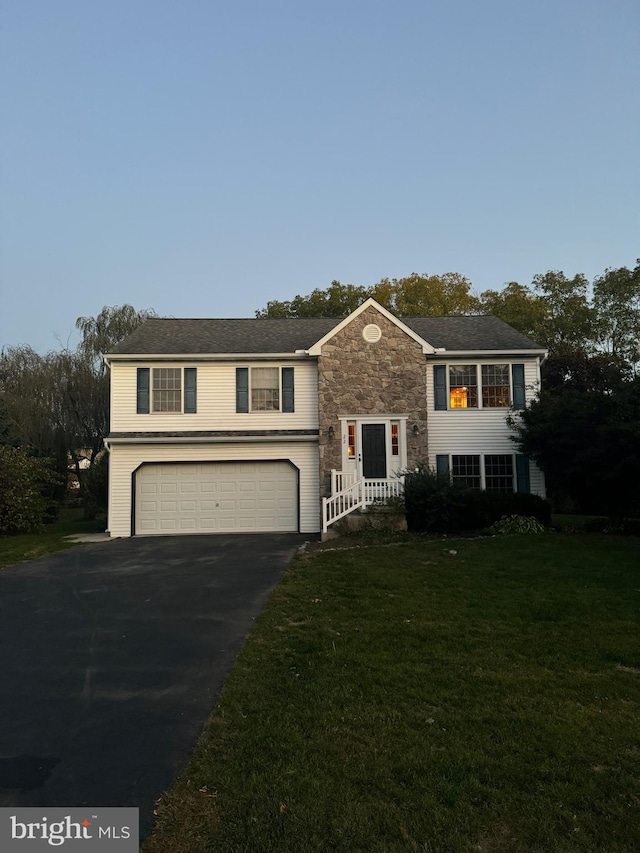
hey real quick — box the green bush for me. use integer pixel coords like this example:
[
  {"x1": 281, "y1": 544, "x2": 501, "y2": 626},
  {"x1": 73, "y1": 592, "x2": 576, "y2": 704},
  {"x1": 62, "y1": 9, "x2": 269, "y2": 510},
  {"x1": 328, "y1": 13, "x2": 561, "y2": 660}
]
[
  {"x1": 403, "y1": 466, "x2": 552, "y2": 533},
  {"x1": 403, "y1": 465, "x2": 470, "y2": 533},
  {"x1": 0, "y1": 446, "x2": 60, "y2": 535},
  {"x1": 488, "y1": 515, "x2": 546, "y2": 535}
]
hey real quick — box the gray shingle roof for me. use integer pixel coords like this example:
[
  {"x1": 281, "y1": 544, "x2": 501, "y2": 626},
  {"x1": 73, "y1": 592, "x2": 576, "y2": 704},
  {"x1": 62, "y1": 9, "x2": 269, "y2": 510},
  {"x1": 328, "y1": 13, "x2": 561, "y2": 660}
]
[
  {"x1": 106, "y1": 315, "x2": 544, "y2": 356},
  {"x1": 403, "y1": 316, "x2": 543, "y2": 351},
  {"x1": 107, "y1": 318, "x2": 339, "y2": 355}
]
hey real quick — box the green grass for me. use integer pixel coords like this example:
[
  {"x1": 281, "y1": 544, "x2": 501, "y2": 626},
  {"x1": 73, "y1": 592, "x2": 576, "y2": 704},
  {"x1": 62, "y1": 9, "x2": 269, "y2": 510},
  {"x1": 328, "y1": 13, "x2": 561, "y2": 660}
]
[
  {"x1": 0, "y1": 507, "x2": 106, "y2": 568},
  {"x1": 143, "y1": 534, "x2": 640, "y2": 853}
]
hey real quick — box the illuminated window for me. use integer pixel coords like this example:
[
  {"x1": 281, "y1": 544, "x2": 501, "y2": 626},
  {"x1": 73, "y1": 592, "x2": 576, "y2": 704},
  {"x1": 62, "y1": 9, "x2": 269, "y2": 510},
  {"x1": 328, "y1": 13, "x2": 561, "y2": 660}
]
[
  {"x1": 347, "y1": 424, "x2": 356, "y2": 458},
  {"x1": 482, "y1": 365, "x2": 511, "y2": 408},
  {"x1": 449, "y1": 366, "x2": 478, "y2": 408},
  {"x1": 450, "y1": 387, "x2": 469, "y2": 408},
  {"x1": 391, "y1": 422, "x2": 399, "y2": 456}
]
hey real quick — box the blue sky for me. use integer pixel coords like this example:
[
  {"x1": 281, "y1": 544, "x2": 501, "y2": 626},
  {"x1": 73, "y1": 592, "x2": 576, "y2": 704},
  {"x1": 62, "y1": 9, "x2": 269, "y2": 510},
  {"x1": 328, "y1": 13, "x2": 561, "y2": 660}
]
[{"x1": 1, "y1": 0, "x2": 638, "y2": 353}]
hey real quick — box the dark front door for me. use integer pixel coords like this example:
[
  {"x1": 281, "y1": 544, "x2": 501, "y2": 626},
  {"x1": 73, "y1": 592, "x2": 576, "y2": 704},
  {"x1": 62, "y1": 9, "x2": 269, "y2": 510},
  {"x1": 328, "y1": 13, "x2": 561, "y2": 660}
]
[{"x1": 362, "y1": 424, "x2": 387, "y2": 478}]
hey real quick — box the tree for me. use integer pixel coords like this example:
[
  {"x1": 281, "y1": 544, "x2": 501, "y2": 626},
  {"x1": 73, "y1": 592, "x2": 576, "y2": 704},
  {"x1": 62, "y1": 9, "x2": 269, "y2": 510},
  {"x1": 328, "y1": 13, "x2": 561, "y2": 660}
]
[
  {"x1": 592, "y1": 262, "x2": 640, "y2": 376},
  {"x1": 479, "y1": 282, "x2": 548, "y2": 341},
  {"x1": 383, "y1": 272, "x2": 480, "y2": 316},
  {"x1": 0, "y1": 304, "x2": 155, "y2": 517},
  {"x1": 75, "y1": 304, "x2": 157, "y2": 376},
  {"x1": 255, "y1": 281, "x2": 369, "y2": 318},
  {"x1": 0, "y1": 445, "x2": 59, "y2": 534},
  {"x1": 509, "y1": 380, "x2": 640, "y2": 521},
  {"x1": 531, "y1": 270, "x2": 594, "y2": 352},
  {"x1": 255, "y1": 273, "x2": 480, "y2": 318}
]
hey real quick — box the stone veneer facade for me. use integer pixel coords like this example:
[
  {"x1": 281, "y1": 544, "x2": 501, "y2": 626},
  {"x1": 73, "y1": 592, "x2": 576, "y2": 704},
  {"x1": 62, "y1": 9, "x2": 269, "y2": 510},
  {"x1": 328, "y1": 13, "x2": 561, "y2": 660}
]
[{"x1": 317, "y1": 305, "x2": 429, "y2": 496}]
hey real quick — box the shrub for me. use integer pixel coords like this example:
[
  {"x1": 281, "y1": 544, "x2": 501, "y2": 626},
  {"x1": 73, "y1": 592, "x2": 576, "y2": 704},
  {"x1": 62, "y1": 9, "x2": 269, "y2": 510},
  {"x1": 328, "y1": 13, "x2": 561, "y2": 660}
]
[
  {"x1": 403, "y1": 465, "x2": 470, "y2": 533},
  {"x1": 488, "y1": 515, "x2": 545, "y2": 535},
  {"x1": 403, "y1": 465, "x2": 552, "y2": 534},
  {"x1": 459, "y1": 490, "x2": 552, "y2": 529},
  {"x1": 0, "y1": 446, "x2": 60, "y2": 535}
]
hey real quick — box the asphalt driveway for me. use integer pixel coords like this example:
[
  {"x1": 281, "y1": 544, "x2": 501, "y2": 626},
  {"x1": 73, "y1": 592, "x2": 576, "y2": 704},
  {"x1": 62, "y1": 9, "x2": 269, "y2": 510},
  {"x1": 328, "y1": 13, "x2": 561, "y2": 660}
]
[{"x1": 0, "y1": 533, "x2": 309, "y2": 836}]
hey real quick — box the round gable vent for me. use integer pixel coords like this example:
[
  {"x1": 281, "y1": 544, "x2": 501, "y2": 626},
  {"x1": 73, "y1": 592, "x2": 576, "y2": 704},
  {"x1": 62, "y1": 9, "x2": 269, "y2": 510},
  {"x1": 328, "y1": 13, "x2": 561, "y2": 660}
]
[{"x1": 363, "y1": 323, "x2": 382, "y2": 343}]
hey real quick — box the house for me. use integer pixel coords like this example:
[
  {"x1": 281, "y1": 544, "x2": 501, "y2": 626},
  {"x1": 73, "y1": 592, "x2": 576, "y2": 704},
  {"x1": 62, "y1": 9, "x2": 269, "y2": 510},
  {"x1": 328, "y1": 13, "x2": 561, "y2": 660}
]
[{"x1": 103, "y1": 298, "x2": 547, "y2": 538}]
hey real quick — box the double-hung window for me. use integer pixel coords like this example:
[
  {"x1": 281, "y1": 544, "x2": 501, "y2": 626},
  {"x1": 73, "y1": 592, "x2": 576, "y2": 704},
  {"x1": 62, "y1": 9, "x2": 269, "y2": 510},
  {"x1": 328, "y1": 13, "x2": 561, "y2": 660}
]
[
  {"x1": 250, "y1": 367, "x2": 280, "y2": 411},
  {"x1": 484, "y1": 454, "x2": 514, "y2": 491},
  {"x1": 437, "y1": 453, "x2": 529, "y2": 493},
  {"x1": 481, "y1": 365, "x2": 511, "y2": 408},
  {"x1": 152, "y1": 368, "x2": 181, "y2": 412},
  {"x1": 451, "y1": 455, "x2": 481, "y2": 488},
  {"x1": 449, "y1": 365, "x2": 479, "y2": 408},
  {"x1": 434, "y1": 363, "x2": 526, "y2": 410},
  {"x1": 136, "y1": 367, "x2": 197, "y2": 414},
  {"x1": 236, "y1": 367, "x2": 295, "y2": 413}
]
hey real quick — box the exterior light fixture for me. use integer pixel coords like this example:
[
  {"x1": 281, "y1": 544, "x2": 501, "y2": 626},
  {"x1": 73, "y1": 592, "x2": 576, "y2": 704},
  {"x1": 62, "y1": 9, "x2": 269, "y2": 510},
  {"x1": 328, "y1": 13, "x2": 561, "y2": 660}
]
[
  {"x1": 412, "y1": 424, "x2": 420, "y2": 435},
  {"x1": 327, "y1": 425, "x2": 335, "y2": 440}
]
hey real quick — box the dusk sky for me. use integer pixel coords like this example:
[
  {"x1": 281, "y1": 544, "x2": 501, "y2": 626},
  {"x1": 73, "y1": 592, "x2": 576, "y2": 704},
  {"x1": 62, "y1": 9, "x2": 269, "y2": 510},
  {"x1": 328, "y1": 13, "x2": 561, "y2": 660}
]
[{"x1": 2, "y1": 0, "x2": 638, "y2": 353}]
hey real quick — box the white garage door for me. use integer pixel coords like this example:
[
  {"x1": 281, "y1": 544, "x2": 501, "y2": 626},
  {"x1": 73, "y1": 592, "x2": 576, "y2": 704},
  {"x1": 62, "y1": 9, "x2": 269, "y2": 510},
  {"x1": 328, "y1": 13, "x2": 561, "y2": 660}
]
[{"x1": 135, "y1": 461, "x2": 298, "y2": 535}]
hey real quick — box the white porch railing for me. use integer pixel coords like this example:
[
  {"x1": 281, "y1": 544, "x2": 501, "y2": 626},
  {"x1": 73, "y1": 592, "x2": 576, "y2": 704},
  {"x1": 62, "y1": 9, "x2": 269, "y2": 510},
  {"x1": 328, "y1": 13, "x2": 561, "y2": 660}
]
[
  {"x1": 364, "y1": 478, "x2": 404, "y2": 504},
  {"x1": 323, "y1": 472, "x2": 405, "y2": 533},
  {"x1": 331, "y1": 469, "x2": 357, "y2": 493},
  {"x1": 322, "y1": 479, "x2": 364, "y2": 533}
]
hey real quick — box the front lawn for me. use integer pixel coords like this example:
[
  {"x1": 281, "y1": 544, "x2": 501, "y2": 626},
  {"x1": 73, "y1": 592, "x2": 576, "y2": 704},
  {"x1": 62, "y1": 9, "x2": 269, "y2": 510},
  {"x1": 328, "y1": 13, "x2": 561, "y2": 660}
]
[
  {"x1": 144, "y1": 534, "x2": 639, "y2": 853},
  {"x1": 0, "y1": 508, "x2": 106, "y2": 569}
]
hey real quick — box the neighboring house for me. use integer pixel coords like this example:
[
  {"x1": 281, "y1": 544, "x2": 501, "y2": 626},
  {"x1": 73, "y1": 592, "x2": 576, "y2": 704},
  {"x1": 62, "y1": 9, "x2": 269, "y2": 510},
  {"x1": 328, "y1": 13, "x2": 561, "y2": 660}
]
[{"x1": 103, "y1": 298, "x2": 546, "y2": 538}]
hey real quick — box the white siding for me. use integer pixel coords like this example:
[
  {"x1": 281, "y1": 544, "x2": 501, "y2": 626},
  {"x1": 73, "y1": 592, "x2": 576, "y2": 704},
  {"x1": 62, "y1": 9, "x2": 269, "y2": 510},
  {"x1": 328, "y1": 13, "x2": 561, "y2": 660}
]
[
  {"x1": 110, "y1": 360, "x2": 318, "y2": 432},
  {"x1": 108, "y1": 440, "x2": 320, "y2": 537},
  {"x1": 425, "y1": 358, "x2": 545, "y2": 497}
]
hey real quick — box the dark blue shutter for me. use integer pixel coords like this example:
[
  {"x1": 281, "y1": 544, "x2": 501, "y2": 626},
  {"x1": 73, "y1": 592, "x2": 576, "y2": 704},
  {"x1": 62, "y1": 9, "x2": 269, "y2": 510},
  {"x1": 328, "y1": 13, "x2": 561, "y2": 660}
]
[
  {"x1": 516, "y1": 454, "x2": 530, "y2": 493},
  {"x1": 436, "y1": 455, "x2": 450, "y2": 481},
  {"x1": 236, "y1": 367, "x2": 249, "y2": 413},
  {"x1": 434, "y1": 365, "x2": 447, "y2": 410},
  {"x1": 512, "y1": 363, "x2": 526, "y2": 410},
  {"x1": 137, "y1": 368, "x2": 150, "y2": 414},
  {"x1": 282, "y1": 367, "x2": 294, "y2": 413},
  {"x1": 184, "y1": 368, "x2": 197, "y2": 413}
]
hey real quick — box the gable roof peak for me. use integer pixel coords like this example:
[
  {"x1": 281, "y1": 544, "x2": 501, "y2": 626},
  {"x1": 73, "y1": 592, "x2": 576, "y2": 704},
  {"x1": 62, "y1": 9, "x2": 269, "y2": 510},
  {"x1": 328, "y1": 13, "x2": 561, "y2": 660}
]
[{"x1": 307, "y1": 297, "x2": 436, "y2": 355}]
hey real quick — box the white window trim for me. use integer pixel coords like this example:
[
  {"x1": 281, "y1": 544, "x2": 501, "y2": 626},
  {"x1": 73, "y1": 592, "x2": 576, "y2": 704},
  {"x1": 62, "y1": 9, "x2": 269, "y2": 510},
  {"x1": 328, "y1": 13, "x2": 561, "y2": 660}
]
[
  {"x1": 151, "y1": 366, "x2": 183, "y2": 414},
  {"x1": 249, "y1": 366, "x2": 282, "y2": 413},
  {"x1": 449, "y1": 453, "x2": 517, "y2": 491},
  {"x1": 446, "y1": 362, "x2": 513, "y2": 410}
]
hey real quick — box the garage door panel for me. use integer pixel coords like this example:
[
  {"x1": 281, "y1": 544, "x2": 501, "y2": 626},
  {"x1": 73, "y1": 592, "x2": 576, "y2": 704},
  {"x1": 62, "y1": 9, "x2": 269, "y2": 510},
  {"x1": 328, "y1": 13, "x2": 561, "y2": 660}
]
[{"x1": 135, "y1": 461, "x2": 297, "y2": 536}]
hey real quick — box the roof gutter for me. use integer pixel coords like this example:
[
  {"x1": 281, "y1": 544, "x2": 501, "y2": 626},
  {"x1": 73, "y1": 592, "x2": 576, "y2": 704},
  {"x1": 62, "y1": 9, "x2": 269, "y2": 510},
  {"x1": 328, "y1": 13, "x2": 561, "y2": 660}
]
[
  {"x1": 431, "y1": 349, "x2": 548, "y2": 358},
  {"x1": 103, "y1": 352, "x2": 314, "y2": 362}
]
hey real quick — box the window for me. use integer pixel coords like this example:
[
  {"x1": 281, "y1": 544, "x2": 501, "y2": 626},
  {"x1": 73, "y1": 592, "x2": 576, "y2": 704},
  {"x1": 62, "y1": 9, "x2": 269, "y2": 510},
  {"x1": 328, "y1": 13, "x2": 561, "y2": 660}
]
[
  {"x1": 436, "y1": 363, "x2": 521, "y2": 411},
  {"x1": 136, "y1": 367, "x2": 197, "y2": 414},
  {"x1": 236, "y1": 367, "x2": 294, "y2": 413},
  {"x1": 347, "y1": 424, "x2": 356, "y2": 458},
  {"x1": 485, "y1": 455, "x2": 514, "y2": 491},
  {"x1": 452, "y1": 455, "x2": 481, "y2": 488},
  {"x1": 482, "y1": 365, "x2": 511, "y2": 408},
  {"x1": 251, "y1": 367, "x2": 280, "y2": 411},
  {"x1": 152, "y1": 368, "x2": 181, "y2": 412},
  {"x1": 391, "y1": 422, "x2": 399, "y2": 456},
  {"x1": 449, "y1": 366, "x2": 478, "y2": 408},
  {"x1": 443, "y1": 453, "x2": 524, "y2": 492}
]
